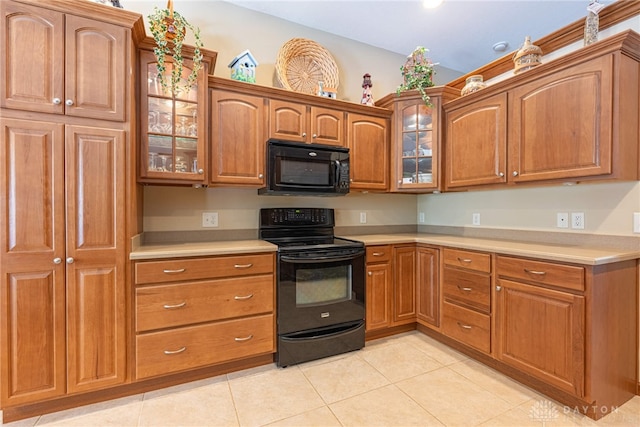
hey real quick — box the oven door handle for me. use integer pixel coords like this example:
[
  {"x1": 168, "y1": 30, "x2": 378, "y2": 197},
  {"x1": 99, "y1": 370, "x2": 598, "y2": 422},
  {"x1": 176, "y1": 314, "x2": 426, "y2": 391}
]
[{"x1": 280, "y1": 253, "x2": 362, "y2": 263}]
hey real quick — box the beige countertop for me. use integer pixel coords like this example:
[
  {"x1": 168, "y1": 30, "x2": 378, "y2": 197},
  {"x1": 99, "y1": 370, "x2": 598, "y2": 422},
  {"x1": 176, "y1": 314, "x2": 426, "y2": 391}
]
[{"x1": 130, "y1": 233, "x2": 639, "y2": 265}]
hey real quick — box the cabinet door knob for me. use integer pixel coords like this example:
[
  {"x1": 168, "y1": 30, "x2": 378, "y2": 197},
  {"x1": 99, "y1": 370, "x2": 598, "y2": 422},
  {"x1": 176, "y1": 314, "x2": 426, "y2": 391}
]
[
  {"x1": 512, "y1": 171, "x2": 519, "y2": 177},
  {"x1": 258, "y1": 173, "x2": 264, "y2": 179},
  {"x1": 66, "y1": 257, "x2": 74, "y2": 264},
  {"x1": 496, "y1": 285, "x2": 502, "y2": 291},
  {"x1": 65, "y1": 99, "x2": 74, "y2": 106},
  {"x1": 302, "y1": 132, "x2": 307, "y2": 137},
  {"x1": 498, "y1": 172, "x2": 504, "y2": 177},
  {"x1": 368, "y1": 271, "x2": 372, "y2": 276},
  {"x1": 312, "y1": 134, "x2": 317, "y2": 138},
  {"x1": 52, "y1": 98, "x2": 62, "y2": 105},
  {"x1": 398, "y1": 180, "x2": 402, "y2": 185},
  {"x1": 53, "y1": 257, "x2": 62, "y2": 264},
  {"x1": 197, "y1": 169, "x2": 204, "y2": 174}
]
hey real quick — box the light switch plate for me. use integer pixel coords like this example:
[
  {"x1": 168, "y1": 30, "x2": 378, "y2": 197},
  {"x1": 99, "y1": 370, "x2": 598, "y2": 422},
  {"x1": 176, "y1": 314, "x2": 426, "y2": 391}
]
[
  {"x1": 472, "y1": 213, "x2": 481, "y2": 226},
  {"x1": 557, "y1": 212, "x2": 569, "y2": 228}
]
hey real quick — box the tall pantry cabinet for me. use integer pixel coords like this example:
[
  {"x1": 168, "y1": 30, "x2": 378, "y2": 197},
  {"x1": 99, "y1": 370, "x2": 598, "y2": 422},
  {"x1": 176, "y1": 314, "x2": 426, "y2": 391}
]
[{"x1": 0, "y1": 0, "x2": 143, "y2": 407}]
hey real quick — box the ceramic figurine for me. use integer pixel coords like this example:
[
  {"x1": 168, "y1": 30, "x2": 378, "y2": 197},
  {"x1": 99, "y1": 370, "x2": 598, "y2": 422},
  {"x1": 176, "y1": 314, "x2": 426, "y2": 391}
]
[{"x1": 361, "y1": 73, "x2": 374, "y2": 106}]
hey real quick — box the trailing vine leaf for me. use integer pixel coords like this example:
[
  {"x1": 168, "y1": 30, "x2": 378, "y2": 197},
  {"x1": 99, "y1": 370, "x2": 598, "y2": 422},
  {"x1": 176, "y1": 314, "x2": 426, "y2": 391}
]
[{"x1": 396, "y1": 46, "x2": 436, "y2": 106}]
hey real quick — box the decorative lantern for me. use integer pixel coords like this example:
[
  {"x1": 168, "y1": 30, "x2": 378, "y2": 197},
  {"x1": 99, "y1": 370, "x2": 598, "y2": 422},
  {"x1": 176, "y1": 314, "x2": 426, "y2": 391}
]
[{"x1": 513, "y1": 36, "x2": 542, "y2": 74}]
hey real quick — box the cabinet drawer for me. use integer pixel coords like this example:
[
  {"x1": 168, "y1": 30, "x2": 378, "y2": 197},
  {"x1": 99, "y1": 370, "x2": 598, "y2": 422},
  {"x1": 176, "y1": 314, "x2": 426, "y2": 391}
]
[
  {"x1": 442, "y1": 302, "x2": 490, "y2": 353},
  {"x1": 443, "y1": 248, "x2": 491, "y2": 273},
  {"x1": 136, "y1": 275, "x2": 274, "y2": 332},
  {"x1": 136, "y1": 314, "x2": 275, "y2": 379},
  {"x1": 496, "y1": 256, "x2": 584, "y2": 291},
  {"x1": 366, "y1": 245, "x2": 392, "y2": 263},
  {"x1": 443, "y1": 268, "x2": 490, "y2": 313},
  {"x1": 135, "y1": 253, "x2": 274, "y2": 285}
]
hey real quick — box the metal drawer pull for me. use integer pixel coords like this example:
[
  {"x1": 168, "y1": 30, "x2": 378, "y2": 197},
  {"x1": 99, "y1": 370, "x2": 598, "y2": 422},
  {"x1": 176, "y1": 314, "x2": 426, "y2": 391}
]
[
  {"x1": 163, "y1": 302, "x2": 186, "y2": 309},
  {"x1": 164, "y1": 346, "x2": 186, "y2": 355},
  {"x1": 457, "y1": 257, "x2": 472, "y2": 263},
  {"x1": 234, "y1": 263, "x2": 253, "y2": 269},
  {"x1": 163, "y1": 268, "x2": 186, "y2": 274},
  {"x1": 457, "y1": 286, "x2": 473, "y2": 292},
  {"x1": 457, "y1": 322, "x2": 472, "y2": 330},
  {"x1": 234, "y1": 294, "x2": 254, "y2": 300},
  {"x1": 524, "y1": 269, "x2": 546, "y2": 276},
  {"x1": 234, "y1": 335, "x2": 253, "y2": 342},
  {"x1": 372, "y1": 252, "x2": 385, "y2": 256}
]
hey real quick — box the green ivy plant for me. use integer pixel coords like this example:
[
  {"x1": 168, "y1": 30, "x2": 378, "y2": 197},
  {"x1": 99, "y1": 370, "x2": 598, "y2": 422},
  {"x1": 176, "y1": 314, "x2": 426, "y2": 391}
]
[
  {"x1": 396, "y1": 46, "x2": 436, "y2": 106},
  {"x1": 148, "y1": 6, "x2": 204, "y2": 95}
]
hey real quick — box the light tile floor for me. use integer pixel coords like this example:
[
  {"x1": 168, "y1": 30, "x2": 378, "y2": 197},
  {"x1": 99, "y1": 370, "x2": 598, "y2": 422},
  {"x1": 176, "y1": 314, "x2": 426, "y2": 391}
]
[{"x1": 2, "y1": 331, "x2": 639, "y2": 427}]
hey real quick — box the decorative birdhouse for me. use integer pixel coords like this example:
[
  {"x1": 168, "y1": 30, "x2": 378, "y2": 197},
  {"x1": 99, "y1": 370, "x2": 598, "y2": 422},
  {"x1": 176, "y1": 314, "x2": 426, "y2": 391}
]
[{"x1": 228, "y1": 50, "x2": 258, "y2": 83}]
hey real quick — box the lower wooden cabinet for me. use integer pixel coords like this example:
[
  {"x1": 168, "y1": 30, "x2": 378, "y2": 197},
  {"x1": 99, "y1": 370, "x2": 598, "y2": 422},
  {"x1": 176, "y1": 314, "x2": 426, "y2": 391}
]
[
  {"x1": 133, "y1": 253, "x2": 276, "y2": 380},
  {"x1": 416, "y1": 246, "x2": 439, "y2": 327},
  {"x1": 365, "y1": 245, "x2": 392, "y2": 331},
  {"x1": 392, "y1": 245, "x2": 417, "y2": 325}
]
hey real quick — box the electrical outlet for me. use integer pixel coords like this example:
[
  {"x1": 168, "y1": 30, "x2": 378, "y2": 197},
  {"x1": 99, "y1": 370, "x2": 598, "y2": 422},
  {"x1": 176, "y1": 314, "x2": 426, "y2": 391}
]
[
  {"x1": 556, "y1": 212, "x2": 569, "y2": 228},
  {"x1": 418, "y1": 212, "x2": 425, "y2": 223},
  {"x1": 359, "y1": 212, "x2": 367, "y2": 224},
  {"x1": 472, "y1": 213, "x2": 481, "y2": 226},
  {"x1": 633, "y1": 212, "x2": 640, "y2": 233},
  {"x1": 571, "y1": 212, "x2": 585, "y2": 229},
  {"x1": 202, "y1": 212, "x2": 218, "y2": 228}
]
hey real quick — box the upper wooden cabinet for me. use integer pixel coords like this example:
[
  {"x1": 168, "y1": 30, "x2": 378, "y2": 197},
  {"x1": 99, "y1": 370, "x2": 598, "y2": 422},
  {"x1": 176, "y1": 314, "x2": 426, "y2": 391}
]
[
  {"x1": 138, "y1": 49, "x2": 208, "y2": 184},
  {"x1": 347, "y1": 113, "x2": 389, "y2": 191},
  {"x1": 210, "y1": 88, "x2": 266, "y2": 186},
  {"x1": 444, "y1": 31, "x2": 640, "y2": 190},
  {"x1": 378, "y1": 87, "x2": 459, "y2": 193},
  {"x1": 1, "y1": 1, "x2": 127, "y2": 121},
  {"x1": 269, "y1": 99, "x2": 345, "y2": 146}
]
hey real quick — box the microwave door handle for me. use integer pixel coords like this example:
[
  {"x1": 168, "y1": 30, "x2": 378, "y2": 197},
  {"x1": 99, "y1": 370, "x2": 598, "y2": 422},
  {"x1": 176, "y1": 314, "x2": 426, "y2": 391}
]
[{"x1": 334, "y1": 160, "x2": 341, "y2": 184}]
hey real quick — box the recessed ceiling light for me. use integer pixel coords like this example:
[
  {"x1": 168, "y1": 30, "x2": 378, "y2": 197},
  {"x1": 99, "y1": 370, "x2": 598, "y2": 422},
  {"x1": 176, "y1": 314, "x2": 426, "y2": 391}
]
[
  {"x1": 423, "y1": 0, "x2": 444, "y2": 9},
  {"x1": 492, "y1": 41, "x2": 509, "y2": 52}
]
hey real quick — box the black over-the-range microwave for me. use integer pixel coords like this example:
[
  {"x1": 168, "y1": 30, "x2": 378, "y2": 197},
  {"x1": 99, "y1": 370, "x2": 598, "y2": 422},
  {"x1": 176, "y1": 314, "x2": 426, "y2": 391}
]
[{"x1": 258, "y1": 139, "x2": 350, "y2": 196}]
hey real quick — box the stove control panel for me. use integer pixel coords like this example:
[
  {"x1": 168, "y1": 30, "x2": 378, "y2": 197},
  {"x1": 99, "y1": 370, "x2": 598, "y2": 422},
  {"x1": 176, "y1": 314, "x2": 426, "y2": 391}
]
[{"x1": 260, "y1": 208, "x2": 334, "y2": 227}]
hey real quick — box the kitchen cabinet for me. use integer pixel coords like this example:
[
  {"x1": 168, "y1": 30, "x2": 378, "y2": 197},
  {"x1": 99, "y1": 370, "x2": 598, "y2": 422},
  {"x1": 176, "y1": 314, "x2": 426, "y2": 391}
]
[
  {"x1": 444, "y1": 31, "x2": 640, "y2": 190},
  {"x1": 441, "y1": 248, "x2": 492, "y2": 353},
  {"x1": 138, "y1": 49, "x2": 208, "y2": 184},
  {"x1": 210, "y1": 88, "x2": 266, "y2": 186},
  {"x1": 347, "y1": 113, "x2": 389, "y2": 191},
  {"x1": 1, "y1": 1, "x2": 127, "y2": 121},
  {"x1": 392, "y1": 245, "x2": 417, "y2": 325},
  {"x1": 0, "y1": 118, "x2": 127, "y2": 404},
  {"x1": 378, "y1": 87, "x2": 458, "y2": 193},
  {"x1": 416, "y1": 245, "x2": 439, "y2": 328},
  {"x1": 269, "y1": 99, "x2": 345, "y2": 146},
  {"x1": 133, "y1": 253, "x2": 276, "y2": 379},
  {"x1": 365, "y1": 245, "x2": 392, "y2": 332}
]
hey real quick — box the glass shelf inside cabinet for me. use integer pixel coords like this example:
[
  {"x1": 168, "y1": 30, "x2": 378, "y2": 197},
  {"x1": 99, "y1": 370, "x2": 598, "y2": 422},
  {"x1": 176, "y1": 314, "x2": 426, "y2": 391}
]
[
  {"x1": 145, "y1": 61, "x2": 200, "y2": 175},
  {"x1": 401, "y1": 103, "x2": 433, "y2": 184}
]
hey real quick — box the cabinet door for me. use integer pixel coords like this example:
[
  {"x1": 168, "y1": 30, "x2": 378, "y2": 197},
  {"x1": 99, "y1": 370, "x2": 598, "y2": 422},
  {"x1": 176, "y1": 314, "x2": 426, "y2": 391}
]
[
  {"x1": 65, "y1": 125, "x2": 126, "y2": 392},
  {"x1": 0, "y1": 118, "x2": 66, "y2": 405},
  {"x1": 495, "y1": 278, "x2": 585, "y2": 396},
  {"x1": 445, "y1": 93, "x2": 507, "y2": 188},
  {"x1": 1, "y1": 1, "x2": 64, "y2": 114},
  {"x1": 65, "y1": 15, "x2": 127, "y2": 121},
  {"x1": 393, "y1": 97, "x2": 439, "y2": 191},
  {"x1": 365, "y1": 262, "x2": 392, "y2": 331},
  {"x1": 508, "y1": 54, "x2": 613, "y2": 182},
  {"x1": 392, "y1": 245, "x2": 416, "y2": 324},
  {"x1": 347, "y1": 114, "x2": 389, "y2": 191},
  {"x1": 269, "y1": 99, "x2": 307, "y2": 142},
  {"x1": 139, "y1": 50, "x2": 207, "y2": 182},
  {"x1": 416, "y1": 247, "x2": 439, "y2": 327},
  {"x1": 210, "y1": 90, "x2": 266, "y2": 185},
  {"x1": 310, "y1": 106, "x2": 344, "y2": 146}
]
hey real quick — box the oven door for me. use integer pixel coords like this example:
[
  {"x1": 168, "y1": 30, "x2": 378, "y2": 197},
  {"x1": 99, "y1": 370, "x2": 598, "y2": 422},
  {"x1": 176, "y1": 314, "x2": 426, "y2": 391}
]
[{"x1": 277, "y1": 248, "x2": 365, "y2": 335}]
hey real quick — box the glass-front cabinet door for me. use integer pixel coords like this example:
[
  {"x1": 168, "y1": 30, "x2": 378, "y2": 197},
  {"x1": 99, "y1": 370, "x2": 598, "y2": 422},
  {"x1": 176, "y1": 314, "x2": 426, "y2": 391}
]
[
  {"x1": 399, "y1": 101, "x2": 435, "y2": 188},
  {"x1": 139, "y1": 49, "x2": 206, "y2": 183}
]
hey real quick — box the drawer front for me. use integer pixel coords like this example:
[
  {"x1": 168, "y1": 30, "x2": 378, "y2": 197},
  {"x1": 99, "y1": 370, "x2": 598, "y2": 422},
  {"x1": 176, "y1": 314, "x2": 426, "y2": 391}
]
[
  {"x1": 136, "y1": 275, "x2": 274, "y2": 332},
  {"x1": 443, "y1": 268, "x2": 491, "y2": 313},
  {"x1": 366, "y1": 245, "x2": 392, "y2": 263},
  {"x1": 443, "y1": 248, "x2": 491, "y2": 273},
  {"x1": 135, "y1": 253, "x2": 274, "y2": 285},
  {"x1": 442, "y1": 302, "x2": 490, "y2": 353},
  {"x1": 496, "y1": 256, "x2": 584, "y2": 291},
  {"x1": 136, "y1": 314, "x2": 275, "y2": 379}
]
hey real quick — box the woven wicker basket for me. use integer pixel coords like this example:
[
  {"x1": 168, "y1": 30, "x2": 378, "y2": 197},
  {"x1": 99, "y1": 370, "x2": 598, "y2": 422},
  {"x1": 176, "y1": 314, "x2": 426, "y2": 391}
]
[{"x1": 276, "y1": 38, "x2": 339, "y2": 95}]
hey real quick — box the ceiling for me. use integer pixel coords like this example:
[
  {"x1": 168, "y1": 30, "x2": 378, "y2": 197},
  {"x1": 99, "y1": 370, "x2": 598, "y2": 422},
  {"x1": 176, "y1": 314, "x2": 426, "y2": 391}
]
[{"x1": 224, "y1": 0, "x2": 616, "y2": 73}]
